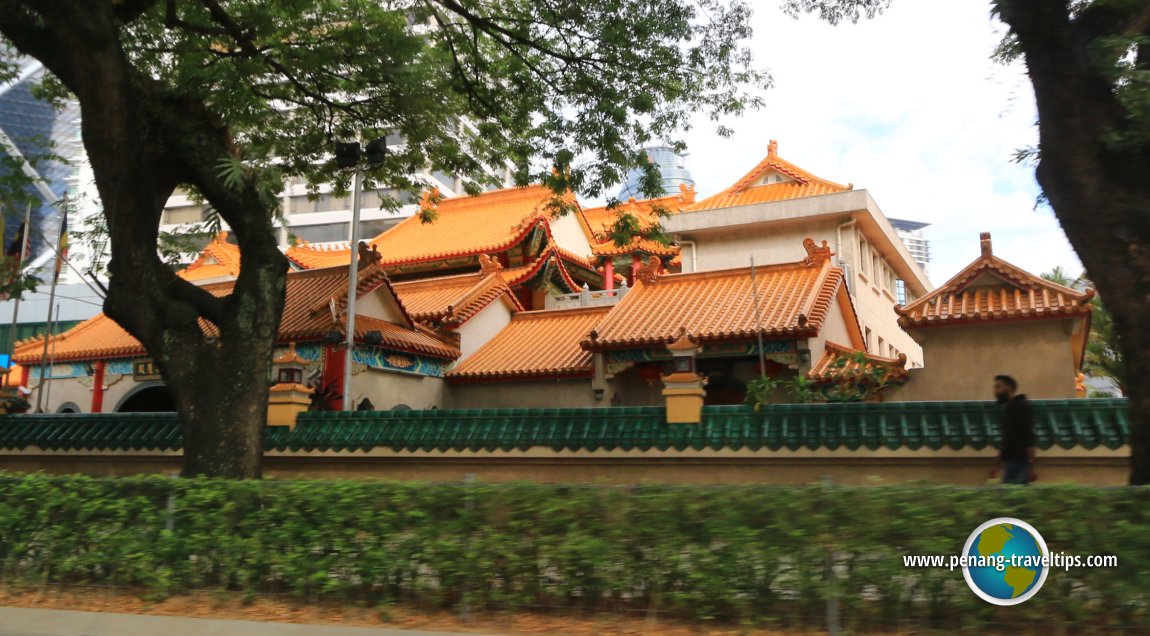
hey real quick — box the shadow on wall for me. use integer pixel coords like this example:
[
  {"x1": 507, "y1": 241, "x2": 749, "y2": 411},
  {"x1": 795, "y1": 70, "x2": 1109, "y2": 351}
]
[{"x1": 117, "y1": 385, "x2": 176, "y2": 412}]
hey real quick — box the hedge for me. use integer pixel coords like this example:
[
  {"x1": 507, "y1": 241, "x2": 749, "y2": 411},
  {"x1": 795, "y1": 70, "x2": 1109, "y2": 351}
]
[{"x1": 0, "y1": 474, "x2": 1146, "y2": 632}]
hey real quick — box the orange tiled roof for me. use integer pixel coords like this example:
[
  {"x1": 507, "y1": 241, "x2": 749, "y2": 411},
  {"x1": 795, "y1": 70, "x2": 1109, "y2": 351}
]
[
  {"x1": 896, "y1": 233, "x2": 1094, "y2": 330},
  {"x1": 284, "y1": 242, "x2": 351, "y2": 270},
  {"x1": 392, "y1": 271, "x2": 521, "y2": 326},
  {"x1": 808, "y1": 341, "x2": 908, "y2": 384},
  {"x1": 448, "y1": 306, "x2": 612, "y2": 381},
  {"x1": 179, "y1": 232, "x2": 242, "y2": 282},
  {"x1": 581, "y1": 195, "x2": 681, "y2": 259},
  {"x1": 583, "y1": 240, "x2": 844, "y2": 350},
  {"x1": 283, "y1": 186, "x2": 575, "y2": 271},
  {"x1": 14, "y1": 266, "x2": 459, "y2": 364},
  {"x1": 367, "y1": 185, "x2": 572, "y2": 266},
  {"x1": 687, "y1": 140, "x2": 852, "y2": 212}
]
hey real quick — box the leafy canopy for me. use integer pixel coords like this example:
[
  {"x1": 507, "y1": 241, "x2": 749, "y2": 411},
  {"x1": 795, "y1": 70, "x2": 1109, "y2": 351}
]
[{"x1": 19, "y1": 0, "x2": 770, "y2": 210}]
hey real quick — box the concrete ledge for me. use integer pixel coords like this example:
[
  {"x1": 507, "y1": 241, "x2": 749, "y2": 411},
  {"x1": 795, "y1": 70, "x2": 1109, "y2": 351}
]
[{"x1": 0, "y1": 607, "x2": 478, "y2": 636}]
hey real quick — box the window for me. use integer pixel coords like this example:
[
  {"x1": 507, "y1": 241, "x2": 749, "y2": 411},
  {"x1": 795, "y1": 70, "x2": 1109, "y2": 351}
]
[
  {"x1": 896, "y1": 280, "x2": 907, "y2": 305},
  {"x1": 864, "y1": 327, "x2": 873, "y2": 350},
  {"x1": 161, "y1": 205, "x2": 204, "y2": 226},
  {"x1": 858, "y1": 238, "x2": 868, "y2": 275},
  {"x1": 877, "y1": 337, "x2": 885, "y2": 356},
  {"x1": 292, "y1": 222, "x2": 350, "y2": 243}
]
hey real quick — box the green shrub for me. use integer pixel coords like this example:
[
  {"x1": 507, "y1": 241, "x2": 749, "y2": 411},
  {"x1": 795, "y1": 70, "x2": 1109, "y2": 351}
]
[{"x1": 0, "y1": 474, "x2": 1145, "y2": 631}]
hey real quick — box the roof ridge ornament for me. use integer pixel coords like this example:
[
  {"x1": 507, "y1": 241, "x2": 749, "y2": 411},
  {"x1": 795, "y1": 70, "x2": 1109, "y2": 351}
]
[
  {"x1": 357, "y1": 241, "x2": 381, "y2": 269},
  {"x1": 980, "y1": 232, "x2": 993, "y2": 257},
  {"x1": 678, "y1": 181, "x2": 696, "y2": 205},
  {"x1": 478, "y1": 253, "x2": 503, "y2": 275},
  {"x1": 801, "y1": 238, "x2": 834, "y2": 266},
  {"x1": 768, "y1": 139, "x2": 778, "y2": 158},
  {"x1": 635, "y1": 254, "x2": 662, "y2": 284}
]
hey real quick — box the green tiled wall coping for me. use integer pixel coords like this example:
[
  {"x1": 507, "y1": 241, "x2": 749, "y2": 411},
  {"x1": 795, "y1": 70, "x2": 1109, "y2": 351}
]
[{"x1": 0, "y1": 399, "x2": 1129, "y2": 454}]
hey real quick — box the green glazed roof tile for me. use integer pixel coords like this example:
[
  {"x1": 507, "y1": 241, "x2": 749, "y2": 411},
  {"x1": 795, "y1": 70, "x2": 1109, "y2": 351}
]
[{"x1": 0, "y1": 399, "x2": 1132, "y2": 454}]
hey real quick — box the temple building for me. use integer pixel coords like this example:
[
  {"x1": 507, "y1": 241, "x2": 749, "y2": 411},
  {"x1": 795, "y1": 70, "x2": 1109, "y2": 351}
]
[
  {"x1": 9, "y1": 140, "x2": 1003, "y2": 414},
  {"x1": 11, "y1": 261, "x2": 460, "y2": 413},
  {"x1": 283, "y1": 184, "x2": 604, "y2": 309},
  {"x1": 664, "y1": 140, "x2": 930, "y2": 366},
  {"x1": 448, "y1": 239, "x2": 903, "y2": 408},
  {"x1": 886, "y1": 233, "x2": 1093, "y2": 401}
]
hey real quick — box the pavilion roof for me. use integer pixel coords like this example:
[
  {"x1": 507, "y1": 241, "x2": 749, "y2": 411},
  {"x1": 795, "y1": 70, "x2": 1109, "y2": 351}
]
[{"x1": 687, "y1": 140, "x2": 852, "y2": 212}]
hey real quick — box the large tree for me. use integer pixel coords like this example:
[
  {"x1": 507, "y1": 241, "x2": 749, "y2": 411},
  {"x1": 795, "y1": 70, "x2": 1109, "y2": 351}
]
[
  {"x1": 0, "y1": 1, "x2": 766, "y2": 477},
  {"x1": 787, "y1": 0, "x2": 1150, "y2": 483}
]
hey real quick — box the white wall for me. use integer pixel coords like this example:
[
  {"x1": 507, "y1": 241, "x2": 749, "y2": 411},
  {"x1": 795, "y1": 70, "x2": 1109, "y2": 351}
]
[
  {"x1": 549, "y1": 211, "x2": 594, "y2": 258},
  {"x1": 454, "y1": 300, "x2": 513, "y2": 363},
  {"x1": 348, "y1": 368, "x2": 446, "y2": 410},
  {"x1": 356, "y1": 285, "x2": 410, "y2": 325}
]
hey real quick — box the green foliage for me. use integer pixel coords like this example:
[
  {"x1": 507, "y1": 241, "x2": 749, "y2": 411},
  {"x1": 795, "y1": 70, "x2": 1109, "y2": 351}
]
[
  {"x1": 744, "y1": 375, "x2": 782, "y2": 411},
  {"x1": 0, "y1": 475, "x2": 1146, "y2": 631},
  {"x1": 1085, "y1": 295, "x2": 1126, "y2": 396},
  {"x1": 1042, "y1": 270, "x2": 1126, "y2": 397}
]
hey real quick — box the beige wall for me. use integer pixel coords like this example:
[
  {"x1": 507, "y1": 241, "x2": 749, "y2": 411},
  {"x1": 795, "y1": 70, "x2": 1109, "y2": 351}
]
[
  {"x1": 680, "y1": 221, "x2": 922, "y2": 367},
  {"x1": 888, "y1": 319, "x2": 1080, "y2": 402},
  {"x1": 0, "y1": 445, "x2": 1127, "y2": 486},
  {"x1": 349, "y1": 368, "x2": 445, "y2": 410},
  {"x1": 549, "y1": 211, "x2": 594, "y2": 257},
  {"x1": 454, "y1": 301, "x2": 513, "y2": 363},
  {"x1": 28, "y1": 366, "x2": 149, "y2": 414},
  {"x1": 687, "y1": 218, "x2": 843, "y2": 272},
  {"x1": 448, "y1": 378, "x2": 601, "y2": 409},
  {"x1": 356, "y1": 285, "x2": 409, "y2": 325}
]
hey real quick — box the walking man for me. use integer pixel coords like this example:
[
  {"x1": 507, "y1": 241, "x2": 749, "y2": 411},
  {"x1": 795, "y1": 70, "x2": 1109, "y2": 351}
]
[{"x1": 989, "y1": 375, "x2": 1036, "y2": 485}]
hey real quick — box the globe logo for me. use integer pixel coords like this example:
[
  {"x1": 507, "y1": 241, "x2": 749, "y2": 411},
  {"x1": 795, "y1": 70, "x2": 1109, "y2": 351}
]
[{"x1": 962, "y1": 517, "x2": 1049, "y2": 605}]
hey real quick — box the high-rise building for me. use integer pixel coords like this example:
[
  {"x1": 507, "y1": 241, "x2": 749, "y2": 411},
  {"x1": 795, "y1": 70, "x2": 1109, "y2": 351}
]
[
  {"x1": 160, "y1": 132, "x2": 512, "y2": 249},
  {"x1": 0, "y1": 57, "x2": 85, "y2": 274},
  {"x1": 614, "y1": 146, "x2": 694, "y2": 201},
  {"x1": 0, "y1": 58, "x2": 104, "y2": 363},
  {"x1": 887, "y1": 218, "x2": 931, "y2": 280}
]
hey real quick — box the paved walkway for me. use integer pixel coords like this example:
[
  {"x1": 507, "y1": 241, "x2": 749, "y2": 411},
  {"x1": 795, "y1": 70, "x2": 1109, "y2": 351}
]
[{"x1": 0, "y1": 607, "x2": 492, "y2": 636}]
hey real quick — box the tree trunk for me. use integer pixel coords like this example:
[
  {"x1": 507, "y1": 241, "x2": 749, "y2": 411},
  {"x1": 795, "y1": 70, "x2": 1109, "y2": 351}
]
[
  {"x1": 0, "y1": 1, "x2": 288, "y2": 478},
  {"x1": 173, "y1": 346, "x2": 271, "y2": 479},
  {"x1": 994, "y1": 0, "x2": 1150, "y2": 483}
]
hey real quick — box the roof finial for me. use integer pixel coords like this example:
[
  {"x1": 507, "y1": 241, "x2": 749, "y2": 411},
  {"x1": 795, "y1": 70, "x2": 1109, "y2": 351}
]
[
  {"x1": 768, "y1": 139, "x2": 778, "y2": 158},
  {"x1": 980, "y1": 232, "x2": 992, "y2": 257}
]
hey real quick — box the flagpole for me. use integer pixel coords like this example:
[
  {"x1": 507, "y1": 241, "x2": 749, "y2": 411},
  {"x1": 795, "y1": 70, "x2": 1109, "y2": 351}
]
[
  {"x1": 34, "y1": 195, "x2": 67, "y2": 413},
  {"x1": 5, "y1": 202, "x2": 33, "y2": 384},
  {"x1": 42, "y1": 303, "x2": 60, "y2": 411},
  {"x1": 750, "y1": 255, "x2": 767, "y2": 380}
]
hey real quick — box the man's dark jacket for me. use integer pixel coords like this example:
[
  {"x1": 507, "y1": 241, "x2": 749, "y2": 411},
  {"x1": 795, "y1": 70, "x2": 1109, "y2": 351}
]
[{"x1": 1000, "y1": 394, "x2": 1036, "y2": 462}]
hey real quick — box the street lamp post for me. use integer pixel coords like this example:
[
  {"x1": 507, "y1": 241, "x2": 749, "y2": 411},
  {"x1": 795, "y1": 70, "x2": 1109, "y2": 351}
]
[{"x1": 335, "y1": 138, "x2": 386, "y2": 412}]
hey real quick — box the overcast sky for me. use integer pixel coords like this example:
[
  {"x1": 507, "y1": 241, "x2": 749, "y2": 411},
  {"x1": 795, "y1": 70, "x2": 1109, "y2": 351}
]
[{"x1": 675, "y1": 0, "x2": 1081, "y2": 285}]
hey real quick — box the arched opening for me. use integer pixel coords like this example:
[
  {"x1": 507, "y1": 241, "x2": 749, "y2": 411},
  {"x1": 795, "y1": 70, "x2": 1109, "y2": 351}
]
[
  {"x1": 703, "y1": 375, "x2": 747, "y2": 406},
  {"x1": 117, "y1": 385, "x2": 177, "y2": 412},
  {"x1": 56, "y1": 402, "x2": 81, "y2": 414}
]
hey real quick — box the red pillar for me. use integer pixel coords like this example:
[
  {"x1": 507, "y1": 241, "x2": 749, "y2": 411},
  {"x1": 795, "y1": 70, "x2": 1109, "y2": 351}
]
[
  {"x1": 630, "y1": 253, "x2": 641, "y2": 286},
  {"x1": 90, "y1": 360, "x2": 106, "y2": 413},
  {"x1": 323, "y1": 344, "x2": 346, "y2": 411},
  {"x1": 603, "y1": 259, "x2": 615, "y2": 290}
]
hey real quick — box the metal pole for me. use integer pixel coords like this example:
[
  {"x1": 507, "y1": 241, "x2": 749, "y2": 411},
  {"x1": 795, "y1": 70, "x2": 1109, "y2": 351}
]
[
  {"x1": 34, "y1": 197, "x2": 66, "y2": 413},
  {"x1": 342, "y1": 163, "x2": 364, "y2": 412},
  {"x1": 42, "y1": 303, "x2": 60, "y2": 410},
  {"x1": 4, "y1": 203, "x2": 33, "y2": 381},
  {"x1": 749, "y1": 256, "x2": 767, "y2": 380},
  {"x1": 34, "y1": 275, "x2": 59, "y2": 413}
]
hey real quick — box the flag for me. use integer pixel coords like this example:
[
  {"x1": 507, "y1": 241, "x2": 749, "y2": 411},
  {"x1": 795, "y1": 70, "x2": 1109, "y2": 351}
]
[
  {"x1": 54, "y1": 210, "x2": 68, "y2": 282},
  {"x1": 5, "y1": 222, "x2": 26, "y2": 259},
  {"x1": 1, "y1": 222, "x2": 28, "y2": 301}
]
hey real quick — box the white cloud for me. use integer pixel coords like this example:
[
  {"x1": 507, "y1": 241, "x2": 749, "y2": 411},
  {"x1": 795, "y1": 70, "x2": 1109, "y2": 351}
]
[{"x1": 675, "y1": 0, "x2": 1082, "y2": 284}]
